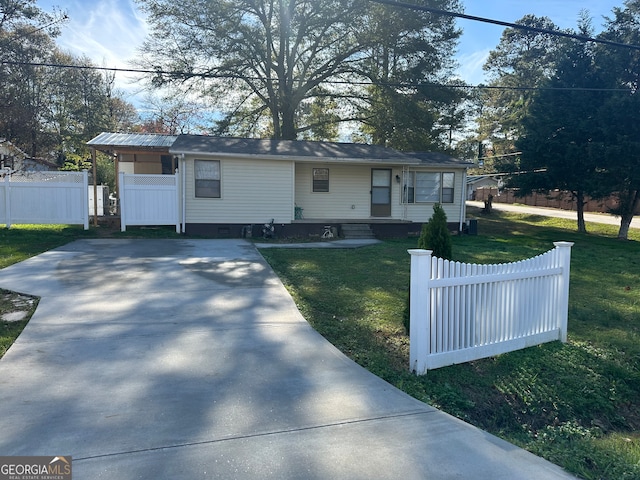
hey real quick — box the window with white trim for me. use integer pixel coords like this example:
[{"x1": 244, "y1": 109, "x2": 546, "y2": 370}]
[
  {"x1": 403, "y1": 172, "x2": 455, "y2": 203},
  {"x1": 195, "y1": 160, "x2": 220, "y2": 198}
]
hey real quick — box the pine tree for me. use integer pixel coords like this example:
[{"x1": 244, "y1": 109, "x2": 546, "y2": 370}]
[{"x1": 418, "y1": 203, "x2": 452, "y2": 260}]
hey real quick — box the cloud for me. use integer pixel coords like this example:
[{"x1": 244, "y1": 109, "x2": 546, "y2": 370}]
[
  {"x1": 456, "y1": 49, "x2": 491, "y2": 85},
  {"x1": 56, "y1": 0, "x2": 148, "y2": 69},
  {"x1": 50, "y1": 0, "x2": 150, "y2": 104}
]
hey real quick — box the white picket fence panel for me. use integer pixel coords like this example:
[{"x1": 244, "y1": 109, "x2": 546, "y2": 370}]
[
  {"x1": 119, "y1": 172, "x2": 180, "y2": 232},
  {"x1": 0, "y1": 171, "x2": 89, "y2": 229},
  {"x1": 408, "y1": 242, "x2": 573, "y2": 375}
]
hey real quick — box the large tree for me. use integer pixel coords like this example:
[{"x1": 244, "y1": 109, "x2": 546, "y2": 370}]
[
  {"x1": 0, "y1": 0, "x2": 59, "y2": 156},
  {"x1": 479, "y1": 15, "x2": 565, "y2": 157},
  {"x1": 595, "y1": 0, "x2": 640, "y2": 239},
  {"x1": 135, "y1": 0, "x2": 462, "y2": 141},
  {"x1": 513, "y1": 18, "x2": 607, "y2": 233},
  {"x1": 1, "y1": 0, "x2": 136, "y2": 160}
]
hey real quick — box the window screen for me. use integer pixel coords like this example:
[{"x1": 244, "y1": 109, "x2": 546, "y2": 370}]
[
  {"x1": 442, "y1": 173, "x2": 455, "y2": 203},
  {"x1": 415, "y1": 172, "x2": 440, "y2": 203},
  {"x1": 313, "y1": 168, "x2": 329, "y2": 192},
  {"x1": 195, "y1": 160, "x2": 220, "y2": 198}
]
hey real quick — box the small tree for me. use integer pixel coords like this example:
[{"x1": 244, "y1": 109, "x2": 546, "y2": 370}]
[
  {"x1": 418, "y1": 203, "x2": 452, "y2": 260},
  {"x1": 406, "y1": 203, "x2": 453, "y2": 333}
]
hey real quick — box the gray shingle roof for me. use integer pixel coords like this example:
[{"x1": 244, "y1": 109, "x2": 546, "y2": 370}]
[
  {"x1": 86, "y1": 133, "x2": 470, "y2": 167},
  {"x1": 170, "y1": 135, "x2": 470, "y2": 167},
  {"x1": 169, "y1": 135, "x2": 413, "y2": 163}
]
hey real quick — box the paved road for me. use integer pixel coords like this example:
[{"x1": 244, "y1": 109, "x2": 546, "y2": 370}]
[
  {"x1": 467, "y1": 200, "x2": 640, "y2": 229},
  {"x1": 0, "y1": 239, "x2": 576, "y2": 479}
]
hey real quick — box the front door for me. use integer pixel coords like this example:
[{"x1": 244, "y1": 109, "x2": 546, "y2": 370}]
[{"x1": 371, "y1": 168, "x2": 392, "y2": 217}]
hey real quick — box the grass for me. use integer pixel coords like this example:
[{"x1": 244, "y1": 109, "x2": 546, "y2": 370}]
[
  {"x1": 0, "y1": 215, "x2": 639, "y2": 478},
  {"x1": 260, "y1": 209, "x2": 640, "y2": 480}
]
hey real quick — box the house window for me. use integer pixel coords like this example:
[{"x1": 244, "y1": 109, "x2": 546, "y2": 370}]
[
  {"x1": 402, "y1": 171, "x2": 415, "y2": 204},
  {"x1": 442, "y1": 172, "x2": 455, "y2": 203},
  {"x1": 313, "y1": 168, "x2": 329, "y2": 192},
  {"x1": 402, "y1": 172, "x2": 455, "y2": 203},
  {"x1": 195, "y1": 160, "x2": 220, "y2": 198}
]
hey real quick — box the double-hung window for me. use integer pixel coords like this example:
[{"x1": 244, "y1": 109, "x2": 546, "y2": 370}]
[
  {"x1": 313, "y1": 168, "x2": 329, "y2": 192},
  {"x1": 403, "y1": 172, "x2": 455, "y2": 203},
  {"x1": 195, "y1": 160, "x2": 221, "y2": 198}
]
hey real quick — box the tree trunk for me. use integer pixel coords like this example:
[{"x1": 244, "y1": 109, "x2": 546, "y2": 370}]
[
  {"x1": 279, "y1": 103, "x2": 297, "y2": 140},
  {"x1": 576, "y1": 190, "x2": 587, "y2": 233},
  {"x1": 617, "y1": 190, "x2": 640, "y2": 240}
]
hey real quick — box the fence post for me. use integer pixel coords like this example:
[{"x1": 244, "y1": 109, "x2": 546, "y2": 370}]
[
  {"x1": 119, "y1": 171, "x2": 126, "y2": 232},
  {"x1": 408, "y1": 249, "x2": 433, "y2": 375},
  {"x1": 3, "y1": 175, "x2": 10, "y2": 229},
  {"x1": 553, "y1": 241, "x2": 574, "y2": 343},
  {"x1": 82, "y1": 170, "x2": 89, "y2": 230}
]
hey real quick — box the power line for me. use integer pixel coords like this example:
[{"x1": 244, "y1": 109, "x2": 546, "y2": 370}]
[
  {"x1": 368, "y1": 0, "x2": 640, "y2": 51},
  {"x1": 0, "y1": 60, "x2": 634, "y2": 93},
  {"x1": 4, "y1": 13, "x2": 69, "y2": 47}
]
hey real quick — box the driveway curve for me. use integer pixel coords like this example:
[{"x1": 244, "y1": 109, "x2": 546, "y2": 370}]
[{"x1": 0, "y1": 239, "x2": 575, "y2": 479}]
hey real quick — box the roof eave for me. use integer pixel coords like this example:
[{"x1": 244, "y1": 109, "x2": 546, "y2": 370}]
[{"x1": 169, "y1": 149, "x2": 423, "y2": 165}]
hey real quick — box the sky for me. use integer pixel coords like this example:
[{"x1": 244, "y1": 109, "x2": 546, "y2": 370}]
[{"x1": 38, "y1": 0, "x2": 625, "y2": 107}]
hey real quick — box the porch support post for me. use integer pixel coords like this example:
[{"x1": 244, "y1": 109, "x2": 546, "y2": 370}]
[
  {"x1": 459, "y1": 169, "x2": 467, "y2": 233},
  {"x1": 408, "y1": 249, "x2": 433, "y2": 375},
  {"x1": 92, "y1": 147, "x2": 98, "y2": 227}
]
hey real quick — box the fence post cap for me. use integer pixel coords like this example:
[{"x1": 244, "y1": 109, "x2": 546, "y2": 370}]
[
  {"x1": 408, "y1": 249, "x2": 433, "y2": 256},
  {"x1": 553, "y1": 241, "x2": 574, "y2": 248}
]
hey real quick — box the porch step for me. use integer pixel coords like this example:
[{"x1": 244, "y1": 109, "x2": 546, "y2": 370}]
[{"x1": 341, "y1": 224, "x2": 376, "y2": 239}]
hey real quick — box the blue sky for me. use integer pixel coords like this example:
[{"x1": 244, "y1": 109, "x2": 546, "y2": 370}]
[{"x1": 38, "y1": 0, "x2": 625, "y2": 102}]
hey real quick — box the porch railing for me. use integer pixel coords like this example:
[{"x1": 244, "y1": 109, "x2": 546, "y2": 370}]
[{"x1": 408, "y1": 242, "x2": 573, "y2": 375}]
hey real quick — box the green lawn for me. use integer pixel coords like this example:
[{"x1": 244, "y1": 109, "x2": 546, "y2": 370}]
[
  {"x1": 260, "y1": 209, "x2": 640, "y2": 480},
  {"x1": 1, "y1": 216, "x2": 638, "y2": 478}
]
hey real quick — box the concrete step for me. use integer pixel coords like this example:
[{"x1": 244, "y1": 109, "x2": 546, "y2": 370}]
[{"x1": 341, "y1": 224, "x2": 376, "y2": 239}]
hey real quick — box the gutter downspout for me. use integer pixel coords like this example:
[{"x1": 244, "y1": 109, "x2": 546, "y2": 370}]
[{"x1": 181, "y1": 154, "x2": 186, "y2": 234}]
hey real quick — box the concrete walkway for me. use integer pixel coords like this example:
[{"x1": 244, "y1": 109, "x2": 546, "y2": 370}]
[
  {"x1": 467, "y1": 200, "x2": 640, "y2": 229},
  {"x1": 0, "y1": 239, "x2": 576, "y2": 479}
]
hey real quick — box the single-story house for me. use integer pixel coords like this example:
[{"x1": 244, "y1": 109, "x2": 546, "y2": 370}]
[
  {"x1": 466, "y1": 175, "x2": 501, "y2": 200},
  {"x1": 1, "y1": 139, "x2": 59, "y2": 173},
  {"x1": 87, "y1": 133, "x2": 473, "y2": 238}
]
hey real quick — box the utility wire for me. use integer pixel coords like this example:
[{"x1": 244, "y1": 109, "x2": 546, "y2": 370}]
[
  {"x1": 0, "y1": 60, "x2": 634, "y2": 93},
  {"x1": 368, "y1": 0, "x2": 640, "y2": 51},
  {"x1": 4, "y1": 13, "x2": 69, "y2": 47}
]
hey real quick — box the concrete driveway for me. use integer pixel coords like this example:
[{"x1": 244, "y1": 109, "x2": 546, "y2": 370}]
[{"x1": 0, "y1": 239, "x2": 576, "y2": 479}]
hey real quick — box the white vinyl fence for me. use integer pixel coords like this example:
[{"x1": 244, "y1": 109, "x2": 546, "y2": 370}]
[
  {"x1": 408, "y1": 242, "x2": 573, "y2": 375},
  {"x1": 119, "y1": 172, "x2": 180, "y2": 233},
  {"x1": 0, "y1": 171, "x2": 89, "y2": 229}
]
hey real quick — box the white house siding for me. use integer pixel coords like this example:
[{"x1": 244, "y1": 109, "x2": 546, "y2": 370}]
[
  {"x1": 295, "y1": 163, "x2": 397, "y2": 219},
  {"x1": 295, "y1": 163, "x2": 465, "y2": 223},
  {"x1": 185, "y1": 157, "x2": 294, "y2": 224}
]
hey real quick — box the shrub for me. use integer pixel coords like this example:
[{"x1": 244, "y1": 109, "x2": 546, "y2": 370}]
[{"x1": 418, "y1": 203, "x2": 452, "y2": 260}]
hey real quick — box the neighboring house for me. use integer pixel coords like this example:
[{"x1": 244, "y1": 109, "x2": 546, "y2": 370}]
[
  {"x1": 0, "y1": 139, "x2": 58, "y2": 173},
  {"x1": 87, "y1": 132, "x2": 472, "y2": 238},
  {"x1": 466, "y1": 175, "x2": 501, "y2": 200}
]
